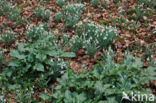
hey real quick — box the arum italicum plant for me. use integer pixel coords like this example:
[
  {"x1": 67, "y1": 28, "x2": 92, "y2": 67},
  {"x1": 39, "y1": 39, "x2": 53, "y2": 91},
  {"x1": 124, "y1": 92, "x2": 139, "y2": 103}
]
[
  {"x1": 0, "y1": 26, "x2": 76, "y2": 100},
  {"x1": 70, "y1": 21, "x2": 118, "y2": 57},
  {"x1": 51, "y1": 50, "x2": 156, "y2": 103}
]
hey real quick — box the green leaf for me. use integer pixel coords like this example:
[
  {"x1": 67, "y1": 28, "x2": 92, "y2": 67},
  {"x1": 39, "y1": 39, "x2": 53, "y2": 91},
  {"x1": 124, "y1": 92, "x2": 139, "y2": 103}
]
[
  {"x1": 36, "y1": 53, "x2": 47, "y2": 61},
  {"x1": 132, "y1": 58, "x2": 143, "y2": 68},
  {"x1": 8, "y1": 84, "x2": 21, "y2": 90},
  {"x1": 65, "y1": 90, "x2": 71, "y2": 99},
  {"x1": 8, "y1": 61, "x2": 20, "y2": 67},
  {"x1": 17, "y1": 43, "x2": 27, "y2": 52},
  {"x1": 47, "y1": 50, "x2": 59, "y2": 57},
  {"x1": 147, "y1": 66, "x2": 156, "y2": 80},
  {"x1": 76, "y1": 93, "x2": 87, "y2": 102},
  {"x1": 94, "y1": 81, "x2": 110, "y2": 93},
  {"x1": 33, "y1": 63, "x2": 44, "y2": 72},
  {"x1": 39, "y1": 93, "x2": 49, "y2": 100},
  {"x1": 60, "y1": 52, "x2": 76, "y2": 58},
  {"x1": 47, "y1": 50, "x2": 76, "y2": 58},
  {"x1": 10, "y1": 50, "x2": 25, "y2": 59}
]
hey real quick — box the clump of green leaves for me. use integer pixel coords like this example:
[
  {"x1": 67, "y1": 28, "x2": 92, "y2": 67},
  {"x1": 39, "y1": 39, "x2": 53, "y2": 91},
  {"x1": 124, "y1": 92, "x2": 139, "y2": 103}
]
[
  {"x1": 56, "y1": 3, "x2": 85, "y2": 29},
  {"x1": 0, "y1": 1, "x2": 11, "y2": 16},
  {"x1": 9, "y1": 8, "x2": 21, "y2": 22},
  {"x1": 26, "y1": 24, "x2": 45, "y2": 42},
  {"x1": 34, "y1": 6, "x2": 50, "y2": 21},
  {"x1": 43, "y1": 10, "x2": 50, "y2": 21},
  {"x1": 54, "y1": 12, "x2": 62, "y2": 23},
  {"x1": 0, "y1": 1, "x2": 23, "y2": 23},
  {"x1": 1, "y1": 30, "x2": 16, "y2": 47},
  {"x1": 70, "y1": 22, "x2": 117, "y2": 57},
  {"x1": 91, "y1": 0, "x2": 99, "y2": 7},
  {"x1": 0, "y1": 30, "x2": 75, "y2": 94},
  {"x1": 0, "y1": 29, "x2": 75, "y2": 102},
  {"x1": 129, "y1": 3, "x2": 152, "y2": 23},
  {"x1": 56, "y1": 0, "x2": 66, "y2": 8},
  {"x1": 34, "y1": 6, "x2": 43, "y2": 19},
  {"x1": 135, "y1": 4, "x2": 145, "y2": 22},
  {"x1": 52, "y1": 52, "x2": 154, "y2": 102},
  {"x1": 70, "y1": 35, "x2": 83, "y2": 52},
  {"x1": 63, "y1": 4, "x2": 84, "y2": 28}
]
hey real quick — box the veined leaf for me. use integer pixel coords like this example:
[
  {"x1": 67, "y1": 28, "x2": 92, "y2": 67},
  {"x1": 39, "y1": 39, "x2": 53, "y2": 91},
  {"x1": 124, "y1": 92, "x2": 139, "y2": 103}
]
[
  {"x1": 47, "y1": 50, "x2": 76, "y2": 58},
  {"x1": 60, "y1": 52, "x2": 76, "y2": 58},
  {"x1": 10, "y1": 50, "x2": 25, "y2": 59},
  {"x1": 8, "y1": 61, "x2": 20, "y2": 67},
  {"x1": 33, "y1": 63, "x2": 44, "y2": 72},
  {"x1": 39, "y1": 93, "x2": 49, "y2": 100},
  {"x1": 47, "y1": 50, "x2": 59, "y2": 57}
]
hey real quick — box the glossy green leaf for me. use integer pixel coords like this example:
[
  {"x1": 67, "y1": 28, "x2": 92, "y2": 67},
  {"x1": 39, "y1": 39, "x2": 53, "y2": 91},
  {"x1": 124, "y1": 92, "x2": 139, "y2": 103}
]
[
  {"x1": 39, "y1": 93, "x2": 49, "y2": 100},
  {"x1": 33, "y1": 63, "x2": 44, "y2": 72}
]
